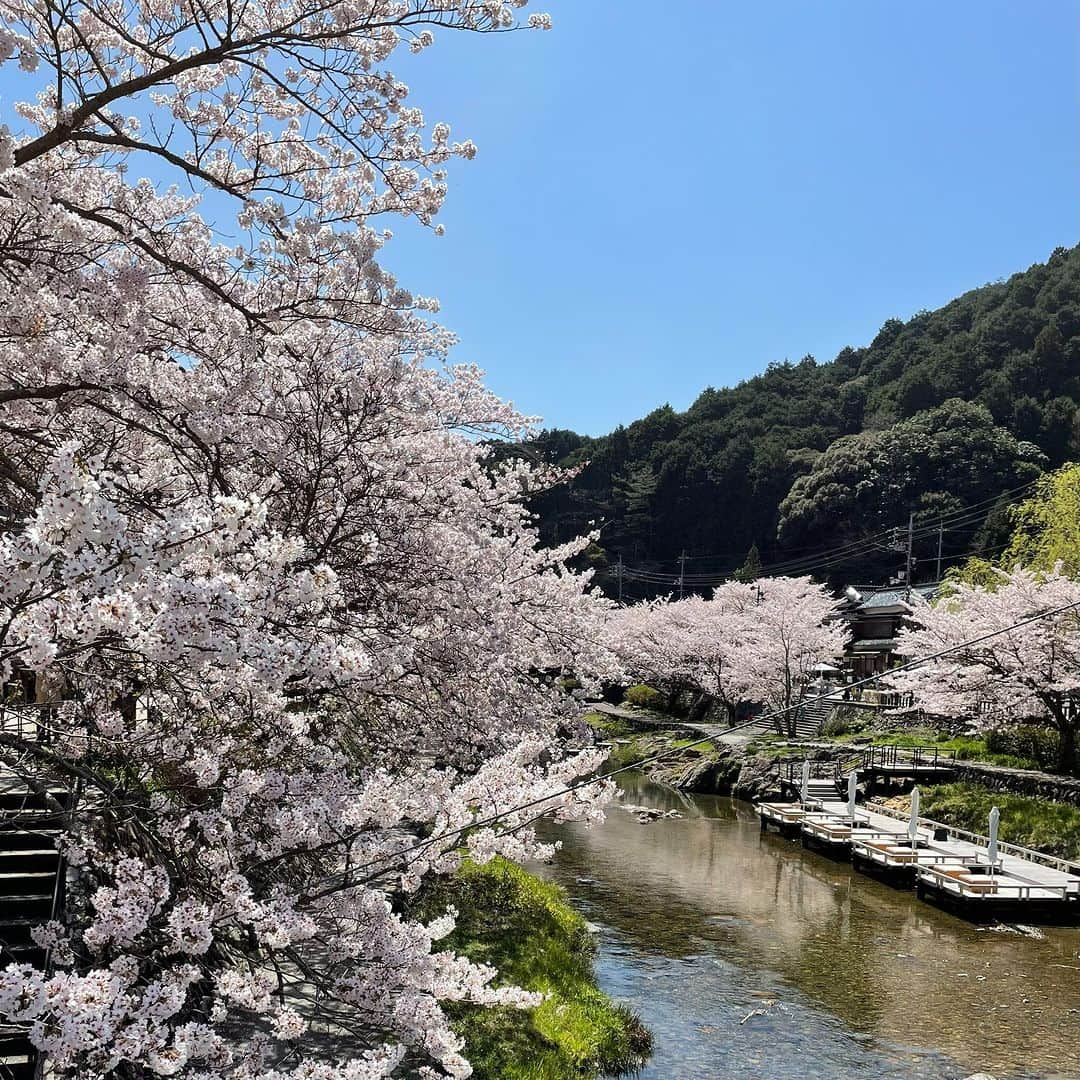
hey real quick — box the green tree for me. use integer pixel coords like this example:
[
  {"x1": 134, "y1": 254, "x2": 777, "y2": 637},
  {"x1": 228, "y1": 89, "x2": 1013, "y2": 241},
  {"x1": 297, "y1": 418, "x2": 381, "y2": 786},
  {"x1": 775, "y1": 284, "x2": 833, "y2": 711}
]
[
  {"x1": 522, "y1": 245, "x2": 1080, "y2": 594},
  {"x1": 777, "y1": 399, "x2": 1046, "y2": 560},
  {"x1": 613, "y1": 462, "x2": 658, "y2": 557},
  {"x1": 1003, "y1": 462, "x2": 1080, "y2": 575},
  {"x1": 734, "y1": 543, "x2": 763, "y2": 583}
]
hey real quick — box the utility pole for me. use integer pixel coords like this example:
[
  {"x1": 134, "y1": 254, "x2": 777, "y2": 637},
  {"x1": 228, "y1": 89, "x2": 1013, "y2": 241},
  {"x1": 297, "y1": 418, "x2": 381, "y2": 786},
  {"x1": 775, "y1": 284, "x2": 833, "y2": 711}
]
[
  {"x1": 935, "y1": 521, "x2": 944, "y2": 582},
  {"x1": 904, "y1": 511, "x2": 915, "y2": 600},
  {"x1": 616, "y1": 555, "x2": 624, "y2": 604},
  {"x1": 678, "y1": 549, "x2": 687, "y2": 600}
]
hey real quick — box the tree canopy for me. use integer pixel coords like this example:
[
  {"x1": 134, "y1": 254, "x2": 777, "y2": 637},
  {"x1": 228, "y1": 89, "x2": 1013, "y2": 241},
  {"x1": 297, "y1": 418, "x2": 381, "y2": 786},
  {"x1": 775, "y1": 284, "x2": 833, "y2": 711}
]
[
  {"x1": 0, "y1": 3, "x2": 617, "y2": 1078},
  {"x1": 528, "y1": 245, "x2": 1080, "y2": 593}
]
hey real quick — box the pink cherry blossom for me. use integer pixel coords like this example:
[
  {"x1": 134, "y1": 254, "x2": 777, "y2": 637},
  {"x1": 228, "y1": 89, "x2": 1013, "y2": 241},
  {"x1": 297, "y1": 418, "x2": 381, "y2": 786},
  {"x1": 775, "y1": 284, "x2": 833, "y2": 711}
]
[
  {"x1": 0, "y1": 1, "x2": 617, "y2": 1075},
  {"x1": 888, "y1": 565, "x2": 1080, "y2": 772},
  {"x1": 606, "y1": 576, "x2": 846, "y2": 731}
]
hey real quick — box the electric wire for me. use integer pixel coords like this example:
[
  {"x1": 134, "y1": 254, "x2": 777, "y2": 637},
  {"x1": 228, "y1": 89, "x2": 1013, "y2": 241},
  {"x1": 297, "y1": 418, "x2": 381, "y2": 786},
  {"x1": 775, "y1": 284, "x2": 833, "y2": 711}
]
[
  {"x1": 614, "y1": 476, "x2": 1041, "y2": 586},
  {"x1": 345, "y1": 596, "x2": 1080, "y2": 883}
]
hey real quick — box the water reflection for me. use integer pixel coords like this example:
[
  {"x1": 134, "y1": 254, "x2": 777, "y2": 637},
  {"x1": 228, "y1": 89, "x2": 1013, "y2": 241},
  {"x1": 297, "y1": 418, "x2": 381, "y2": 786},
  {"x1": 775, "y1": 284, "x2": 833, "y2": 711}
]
[{"x1": 534, "y1": 773, "x2": 1080, "y2": 1079}]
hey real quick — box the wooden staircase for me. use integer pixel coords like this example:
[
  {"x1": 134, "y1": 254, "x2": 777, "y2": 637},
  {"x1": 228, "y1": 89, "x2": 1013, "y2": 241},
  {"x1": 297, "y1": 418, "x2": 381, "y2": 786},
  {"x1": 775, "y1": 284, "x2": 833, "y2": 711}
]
[{"x1": 0, "y1": 786, "x2": 70, "y2": 1080}]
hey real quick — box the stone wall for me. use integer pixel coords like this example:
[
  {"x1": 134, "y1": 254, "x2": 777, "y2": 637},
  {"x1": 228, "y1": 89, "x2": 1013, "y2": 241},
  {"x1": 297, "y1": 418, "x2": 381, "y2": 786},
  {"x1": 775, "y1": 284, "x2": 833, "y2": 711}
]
[{"x1": 950, "y1": 761, "x2": 1080, "y2": 806}]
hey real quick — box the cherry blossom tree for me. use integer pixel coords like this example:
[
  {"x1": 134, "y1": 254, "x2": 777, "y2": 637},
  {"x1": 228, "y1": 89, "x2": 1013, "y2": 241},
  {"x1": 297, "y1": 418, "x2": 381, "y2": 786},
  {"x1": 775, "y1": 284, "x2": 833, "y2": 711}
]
[
  {"x1": 606, "y1": 577, "x2": 845, "y2": 732},
  {"x1": 0, "y1": 3, "x2": 623, "y2": 1078},
  {"x1": 889, "y1": 567, "x2": 1080, "y2": 774}
]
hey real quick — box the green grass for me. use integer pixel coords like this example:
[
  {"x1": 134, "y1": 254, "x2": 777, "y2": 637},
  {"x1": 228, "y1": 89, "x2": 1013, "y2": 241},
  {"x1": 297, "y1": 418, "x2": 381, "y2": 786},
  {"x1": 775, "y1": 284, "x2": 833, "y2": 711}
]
[
  {"x1": 582, "y1": 711, "x2": 638, "y2": 739},
  {"x1": 744, "y1": 735, "x2": 804, "y2": 759},
  {"x1": 599, "y1": 730, "x2": 716, "y2": 771},
  {"x1": 412, "y1": 857, "x2": 652, "y2": 1079},
  {"x1": 823, "y1": 728, "x2": 1041, "y2": 770},
  {"x1": 919, "y1": 783, "x2": 1080, "y2": 862},
  {"x1": 668, "y1": 736, "x2": 715, "y2": 752}
]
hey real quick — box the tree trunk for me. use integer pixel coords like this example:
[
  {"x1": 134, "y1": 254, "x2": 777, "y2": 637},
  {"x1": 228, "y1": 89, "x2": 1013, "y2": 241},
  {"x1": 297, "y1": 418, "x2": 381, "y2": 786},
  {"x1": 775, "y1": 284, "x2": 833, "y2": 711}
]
[
  {"x1": 688, "y1": 693, "x2": 711, "y2": 724},
  {"x1": 1058, "y1": 722, "x2": 1078, "y2": 777}
]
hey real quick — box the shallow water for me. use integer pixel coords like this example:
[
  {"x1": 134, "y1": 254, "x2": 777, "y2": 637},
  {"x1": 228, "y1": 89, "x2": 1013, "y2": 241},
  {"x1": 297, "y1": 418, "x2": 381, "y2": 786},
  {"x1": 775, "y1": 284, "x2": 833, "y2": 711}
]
[{"x1": 534, "y1": 774, "x2": 1080, "y2": 1079}]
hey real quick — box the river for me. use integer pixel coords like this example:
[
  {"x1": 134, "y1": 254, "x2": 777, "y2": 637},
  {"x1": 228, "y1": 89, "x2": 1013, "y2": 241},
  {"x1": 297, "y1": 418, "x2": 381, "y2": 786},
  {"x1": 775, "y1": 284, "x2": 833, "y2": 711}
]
[{"x1": 534, "y1": 773, "x2": 1080, "y2": 1080}]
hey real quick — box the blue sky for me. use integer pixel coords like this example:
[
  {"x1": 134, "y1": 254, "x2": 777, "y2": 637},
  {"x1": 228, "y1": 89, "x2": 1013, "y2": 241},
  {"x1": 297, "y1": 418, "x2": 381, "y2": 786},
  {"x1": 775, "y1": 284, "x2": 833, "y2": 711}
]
[
  {"x1": 2, "y1": 2, "x2": 1076, "y2": 436},
  {"x1": 384, "y1": 0, "x2": 1079, "y2": 435}
]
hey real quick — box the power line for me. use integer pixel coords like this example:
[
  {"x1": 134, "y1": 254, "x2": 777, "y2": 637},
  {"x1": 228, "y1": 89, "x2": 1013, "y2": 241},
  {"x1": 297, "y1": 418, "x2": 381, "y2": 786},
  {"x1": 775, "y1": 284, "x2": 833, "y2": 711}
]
[
  {"x1": 341, "y1": 596, "x2": 1080, "y2": 884},
  {"x1": 616, "y1": 483, "x2": 1039, "y2": 590},
  {"x1": 619, "y1": 533, "x2": 1012, "y2": 596}
]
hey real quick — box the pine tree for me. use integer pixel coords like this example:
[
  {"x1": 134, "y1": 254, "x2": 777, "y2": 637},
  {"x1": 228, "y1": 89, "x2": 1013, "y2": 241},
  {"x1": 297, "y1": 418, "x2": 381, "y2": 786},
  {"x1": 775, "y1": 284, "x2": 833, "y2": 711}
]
[{"x1": 734, "y1": 543, "x2": 763, "y2": 583}]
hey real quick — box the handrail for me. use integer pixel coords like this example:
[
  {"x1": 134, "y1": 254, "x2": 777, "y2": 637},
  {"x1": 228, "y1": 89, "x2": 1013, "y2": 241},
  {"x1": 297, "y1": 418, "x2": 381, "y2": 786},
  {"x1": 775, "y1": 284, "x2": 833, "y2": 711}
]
[
  {"x1": 866, "y1": 800, "x2": 1080, "y2": 876},
  {"x1": 861, "y1": 744, "x2": 957, "y2": 770},
  {"x1": 779, "y1": 743, "x2": 959, "y2": 789}
]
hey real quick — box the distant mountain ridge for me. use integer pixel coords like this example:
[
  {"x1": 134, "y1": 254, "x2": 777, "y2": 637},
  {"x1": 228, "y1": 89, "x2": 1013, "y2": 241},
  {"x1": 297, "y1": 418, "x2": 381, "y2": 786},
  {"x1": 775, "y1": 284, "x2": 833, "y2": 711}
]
[{"x1": 526, "y1": 244, "x2": 1080, "y2": 594}]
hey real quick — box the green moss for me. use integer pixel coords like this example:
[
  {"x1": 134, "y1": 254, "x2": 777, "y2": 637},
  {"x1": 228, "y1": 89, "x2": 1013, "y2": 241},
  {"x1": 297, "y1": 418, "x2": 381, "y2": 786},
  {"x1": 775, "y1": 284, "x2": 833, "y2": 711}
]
[
  {"x1": 919, "y1": 783, "x2": 1080, "y2": 862},
  {"x1": 604, "y1": 736, "x2": 648, "y2": 769},
  {"x1": 582, "y1": 711, "x2": 639, "y2": 739},
  {"x1": 412, "y1": 857, "x2": 652, "y2": 1079}
]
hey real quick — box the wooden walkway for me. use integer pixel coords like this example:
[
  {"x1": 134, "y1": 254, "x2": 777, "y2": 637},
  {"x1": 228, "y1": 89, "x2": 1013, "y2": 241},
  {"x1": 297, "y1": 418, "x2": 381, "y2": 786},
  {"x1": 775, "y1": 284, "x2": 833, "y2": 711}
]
[{"x1": 758, "y1": 797, "x2": 1080, "y2": 919}]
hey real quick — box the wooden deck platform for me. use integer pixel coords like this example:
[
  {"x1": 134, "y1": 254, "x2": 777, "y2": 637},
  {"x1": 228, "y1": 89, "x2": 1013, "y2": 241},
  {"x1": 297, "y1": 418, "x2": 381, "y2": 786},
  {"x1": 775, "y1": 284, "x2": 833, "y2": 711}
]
[{"x1": 756, "y1": 797, "x2": 1080, "y2": 919}]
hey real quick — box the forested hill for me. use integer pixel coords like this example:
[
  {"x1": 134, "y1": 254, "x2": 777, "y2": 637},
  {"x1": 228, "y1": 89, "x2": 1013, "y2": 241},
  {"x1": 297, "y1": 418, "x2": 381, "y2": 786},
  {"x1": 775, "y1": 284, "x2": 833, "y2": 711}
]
[{"x1": 526, "y1": 244, "x2": 1080, "y2": 596}]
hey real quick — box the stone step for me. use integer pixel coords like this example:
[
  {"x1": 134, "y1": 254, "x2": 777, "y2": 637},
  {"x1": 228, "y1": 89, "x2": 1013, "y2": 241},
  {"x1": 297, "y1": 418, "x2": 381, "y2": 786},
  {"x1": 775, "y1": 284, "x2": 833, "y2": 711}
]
[
  {"x1": 0, "y1": 919, "x2": 44, "y2": 948},
  {"x1": 0, "y1": 893, "x2": 53, "y2": 922},
  {"x1": 0, "y1": 873, "x2": 57, "y2": 898},
  {"x1": 0, "y1": 790, "x2": 71, "y2": 813},
  {"x1": 0, "y1": 812, "x2": 66, "y2": 835},
  {"x1": 0, "y1": 944, "x2": 46, "y2": 969},
  {"x1": 0, "y1": 1024, "x2": 35, "y2": 1079},
  {"x1": 0, "y1": 851, "x2": 59, "y2": 875},
  {"x1": 0, "y1": 831, "x2": 61, "y2": 853}
]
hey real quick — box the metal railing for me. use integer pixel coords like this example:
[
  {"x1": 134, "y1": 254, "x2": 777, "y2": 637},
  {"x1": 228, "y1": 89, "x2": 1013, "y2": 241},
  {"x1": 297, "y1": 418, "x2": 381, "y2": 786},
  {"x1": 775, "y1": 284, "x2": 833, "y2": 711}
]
[
  {"x1": 866, "y1": 799, "x2": 1080, "y2": 876},
  {"x1": 860, "y1": 744, "x2": 957, "y2": 771},
  {"x1": 781, "y1": 758, "x2": 839, "y2": 785},
  {"x1": 832, "y1": 687, "x2": 916, "y2": 710},
  {"x1": 917, "y1": 862, "x2": 1079, "y2": 902},
  {"x1": 780, "y1": 744, "x2": 956, "y2": 790}
]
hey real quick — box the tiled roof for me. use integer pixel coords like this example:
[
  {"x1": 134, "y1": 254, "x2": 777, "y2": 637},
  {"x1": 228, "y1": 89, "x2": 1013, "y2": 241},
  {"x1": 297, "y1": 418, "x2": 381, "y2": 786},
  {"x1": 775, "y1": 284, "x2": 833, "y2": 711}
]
[
  {"x1": 849, "y1": 637, "x2": 899, "y2": 651},
  {"x1": 858, "y1": 583, "x2": 939, "y2": 610}
]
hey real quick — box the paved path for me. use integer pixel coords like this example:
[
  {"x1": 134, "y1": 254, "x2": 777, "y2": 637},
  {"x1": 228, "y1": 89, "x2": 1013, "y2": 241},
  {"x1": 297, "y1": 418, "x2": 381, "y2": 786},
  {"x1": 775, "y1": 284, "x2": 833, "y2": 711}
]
[{"x1": 585, "y1": 701, "x2": 762, "y2": 748}]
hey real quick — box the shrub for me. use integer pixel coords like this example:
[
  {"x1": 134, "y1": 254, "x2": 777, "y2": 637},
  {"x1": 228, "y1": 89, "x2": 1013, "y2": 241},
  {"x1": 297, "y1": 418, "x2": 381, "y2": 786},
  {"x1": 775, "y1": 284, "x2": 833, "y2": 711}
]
[
  {"x1": 582, "y1": 712, "x2": 638, "y2": 739},
  {"x1": 622, "y1": 684, "x2": 666, "y2": 711},
  {"x1": 985, "y1": 725, "x2": 1062, "y2": 771},
  {"x1": 820, "y1": 707, "x2": 873, "y2": 738}
]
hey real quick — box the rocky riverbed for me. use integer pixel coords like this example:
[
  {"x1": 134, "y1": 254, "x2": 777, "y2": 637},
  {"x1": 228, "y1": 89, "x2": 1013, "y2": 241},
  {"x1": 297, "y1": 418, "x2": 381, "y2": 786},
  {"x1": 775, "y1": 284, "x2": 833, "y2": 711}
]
[{"x1": 597, "y1": 722, "x2": 785, "y2": 801}]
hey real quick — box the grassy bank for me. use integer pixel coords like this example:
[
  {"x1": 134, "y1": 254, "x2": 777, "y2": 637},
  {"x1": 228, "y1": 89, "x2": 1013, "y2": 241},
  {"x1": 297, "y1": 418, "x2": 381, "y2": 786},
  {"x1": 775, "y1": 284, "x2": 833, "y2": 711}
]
[
  {"x1": 916, "y1": 783, "x2": 1080, "y2": 862},
  {"x1": 582, "y1": 710, "x2": 639, "y2": 739},
  {"x1": 583, "y1": 712, "x2": 715, "y2": 764},
  {"x1": 414, "y1": 856, "x2": 651, "y2": 1080}
]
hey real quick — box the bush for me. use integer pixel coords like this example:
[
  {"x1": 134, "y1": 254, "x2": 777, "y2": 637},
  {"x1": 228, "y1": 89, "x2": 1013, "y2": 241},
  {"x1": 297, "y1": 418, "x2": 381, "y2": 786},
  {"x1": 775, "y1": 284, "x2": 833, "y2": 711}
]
[
  {"x1": 985, "y1": 725, "x2": 1062, "y2": 771},
  {"x1": 820, "y1": 707, "x2": 873, "y2": 738},
  {"x1": 582, "y1": 711, "x2": 638, "y2": 739},
  {"x1": 622, "y1": 684, "x2": 666, "y2": 711}
]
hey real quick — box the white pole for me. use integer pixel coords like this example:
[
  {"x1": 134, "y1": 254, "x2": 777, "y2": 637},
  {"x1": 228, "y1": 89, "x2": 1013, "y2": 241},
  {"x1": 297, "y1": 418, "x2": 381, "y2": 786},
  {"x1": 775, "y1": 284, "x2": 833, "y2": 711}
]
[
  {"x1": 801, "y1": 760, "x2": 810, "y2": 805},
  {"x1": 988, "y1": 805, "x2": 1000, "y2": 868},
  {"x1": 908, "y1": 786, "x2": 920, "y2": 848},
  {"x1": 847, "y1": 770, "x2": 858, "y2": 824}
]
